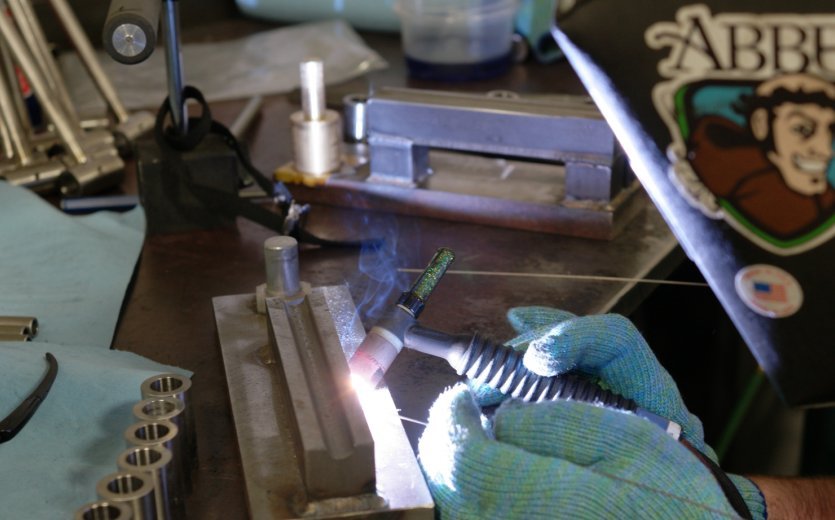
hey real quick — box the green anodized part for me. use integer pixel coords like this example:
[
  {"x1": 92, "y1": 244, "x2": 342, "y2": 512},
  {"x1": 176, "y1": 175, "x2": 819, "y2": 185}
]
[{"x1": 410, "y1": 248, "x2": 456, "y2": 302}]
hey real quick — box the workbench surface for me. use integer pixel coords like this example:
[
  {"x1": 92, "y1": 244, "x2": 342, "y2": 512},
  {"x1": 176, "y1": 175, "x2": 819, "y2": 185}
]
[{"x1": 112, "y1": 24, "x2": 679, "y2": 518}]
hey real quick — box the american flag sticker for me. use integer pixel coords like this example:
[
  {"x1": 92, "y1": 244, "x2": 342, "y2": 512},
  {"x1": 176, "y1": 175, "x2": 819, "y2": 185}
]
[
  {"x1": 735, "y1": 265, "x2": 802, "y2": 318},
  {"x1": 752, "y1": 281, "x2": 787, "y2": 302}
]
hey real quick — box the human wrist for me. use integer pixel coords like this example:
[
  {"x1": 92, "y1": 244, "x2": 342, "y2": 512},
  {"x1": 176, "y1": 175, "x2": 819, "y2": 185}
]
[{"x1": 748, "y1": 476, "x2": 835, "y2": 520}]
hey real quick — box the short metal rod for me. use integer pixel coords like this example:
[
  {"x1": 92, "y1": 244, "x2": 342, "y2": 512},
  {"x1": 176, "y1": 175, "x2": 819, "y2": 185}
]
[
  {"x1": 0, "y1": 6, "x2": 87, "y2": 163},
  {"x1": 229, "y1": 95, "x2": 263, "y2": 139},
  {"x1": 7, "y1": 0, "x2": 81, "y2": 127},
  {"x1": 0, "y1": 36, "x2": 31, "y2": 135},
  {"x1": 264, "y1": 236, "x2": 301, "y2": 297},
  {"x1": 0, "y1": 108, "x2": 13, "y2": 158},
  {"x1": 0, "y1": 54, "x2": 32, "y2": 163},
  {"x1": 49, "y1": 0, "x2": 130, "y2": 122},
  {"x1": 161, "y1": 0, "x2": 186, "y2": 135},
  {"x1": 300, "y1": 59, "x2": 325, "y2": 121}
]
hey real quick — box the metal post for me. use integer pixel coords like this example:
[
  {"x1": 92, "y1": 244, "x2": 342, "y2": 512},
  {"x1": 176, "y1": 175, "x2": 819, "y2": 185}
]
[
  {"x1": 0, "y1": 4, "x2": 87, "y2": 163},
  {"x1": 7, "y1": 0, "x2": 81, "y2": 127},
  {"x1": 49, "y1": 0, "x2": 131, "y2": 123},
  {"x1": 161, "y1": 0, "x2": 186, "y2": 135}
]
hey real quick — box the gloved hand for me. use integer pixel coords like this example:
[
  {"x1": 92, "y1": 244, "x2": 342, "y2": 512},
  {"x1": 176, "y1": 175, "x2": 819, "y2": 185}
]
[{"x1": 418, "y1": 307, "x2": 767, "y2": 519}]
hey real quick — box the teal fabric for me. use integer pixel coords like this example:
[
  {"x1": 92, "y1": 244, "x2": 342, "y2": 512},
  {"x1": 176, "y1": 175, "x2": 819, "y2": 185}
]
[
  {"x1": 0, "y1": 183, "x2": 145, "y2": 347},
  {"x1": 0, "y1": 182, "x2": 191, "y2": 516},
  {"x1": 419, "y1": 307, "x2": 767, "y2": 519},
  {"x1": 0, "y1": 342, "x2": 189, "y2": 517}
]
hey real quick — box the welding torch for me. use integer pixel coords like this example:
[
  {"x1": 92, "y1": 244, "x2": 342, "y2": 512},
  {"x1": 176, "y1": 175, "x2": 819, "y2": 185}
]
[
  {"x1": 349, "y1": 248, "x2": 757, "y2": 517},
  {"x1": 349, "y1": 247, "x2": 681, "y2": 437}
]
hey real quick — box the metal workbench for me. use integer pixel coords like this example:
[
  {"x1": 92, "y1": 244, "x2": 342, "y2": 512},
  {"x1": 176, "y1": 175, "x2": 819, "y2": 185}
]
[{"x1": 112, "y1": 25, "x2": 680, "y2": 518}]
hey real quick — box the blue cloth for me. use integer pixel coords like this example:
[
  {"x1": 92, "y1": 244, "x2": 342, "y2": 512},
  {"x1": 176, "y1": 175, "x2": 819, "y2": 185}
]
[
  {"x1": 0, "y1": 342, "x2": 189, "y2": 517},
  {"x1": 0, "y1": 183, "x2": 145, "y2": 347},
  {"x1": 0, "y1": 182, "x2": 191, "y2": 516}
]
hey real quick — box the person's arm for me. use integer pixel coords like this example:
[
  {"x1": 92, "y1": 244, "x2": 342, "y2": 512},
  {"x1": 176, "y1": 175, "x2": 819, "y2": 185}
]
[{"x1": 749, "y1": 476, "x2": 835, "y2": 520}]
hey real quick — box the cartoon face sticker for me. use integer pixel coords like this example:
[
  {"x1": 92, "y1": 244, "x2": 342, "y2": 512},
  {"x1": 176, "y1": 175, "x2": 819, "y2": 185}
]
[
  {"x1": 748, "y1": 76, "x2": 835, "y2": 197},
  {"x1": 647, "y1": 5, "x2": 835, "y2": 255}
]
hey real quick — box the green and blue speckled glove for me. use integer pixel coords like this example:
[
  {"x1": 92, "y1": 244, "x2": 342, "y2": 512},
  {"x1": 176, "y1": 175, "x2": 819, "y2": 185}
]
[{"x1": 418, "y1": 307, "x2": 767, "y2": 519}]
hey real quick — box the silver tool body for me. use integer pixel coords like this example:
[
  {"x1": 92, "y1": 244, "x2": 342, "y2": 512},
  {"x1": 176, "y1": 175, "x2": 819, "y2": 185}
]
[
  {"x1": 96, "y1": 471, "x2": 156, "y2": 520},
  {"x1": 291, "y1": 60, "x2": 342, "y2": 176},
  {"x1": 118, "y1": 445, "x2": 177, "y2": 520}
]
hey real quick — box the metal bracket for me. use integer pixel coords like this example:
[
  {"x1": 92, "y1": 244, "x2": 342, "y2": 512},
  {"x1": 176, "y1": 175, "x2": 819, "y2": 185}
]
[{"x1": 283, "y1": 88, "x2": 644, "y2": 240}]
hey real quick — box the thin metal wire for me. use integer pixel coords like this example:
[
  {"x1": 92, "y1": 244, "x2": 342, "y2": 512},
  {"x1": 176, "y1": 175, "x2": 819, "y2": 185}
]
[{"x1": 398, "y1": 268, "x2": 709, "y2": 288}]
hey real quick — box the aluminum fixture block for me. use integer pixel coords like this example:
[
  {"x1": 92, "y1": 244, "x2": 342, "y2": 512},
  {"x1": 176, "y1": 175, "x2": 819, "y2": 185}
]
[
  {"x1": 266, "y1": 290, "x2": 375, "y2": 499},
  {"x1": 213, "y1": 287, "x2": 433, "y2": 519},
  {"x1": 366, "y1": 88, "x2": 627, "y2": 201}
]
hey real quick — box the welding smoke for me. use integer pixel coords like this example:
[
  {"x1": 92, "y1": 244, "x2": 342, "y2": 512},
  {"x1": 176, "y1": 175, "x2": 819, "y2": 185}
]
[{"x1": 349, "y1": 213, "x2": 410, "y2": 326}]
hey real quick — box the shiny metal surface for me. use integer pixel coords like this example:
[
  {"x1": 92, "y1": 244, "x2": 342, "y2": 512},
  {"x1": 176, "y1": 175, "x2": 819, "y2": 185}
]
[
  {"x1": 132, "y1": 398, "x2": 190, "y2": 493},
  {"x1": 0, "y1": 316, "x2": 38, "y2": 336},
  {"x1": 74, "y1": 500, "x2": 132, "y2": 520},
  {"x1": 229, "y1": 95, "x2": 264, "y2": 139},
  {"x1": 264, "y1": 236, "x2": 301, "y2": 297},
  {"x1": 7, "y1": 0, "x2": 80, "y2": 127},
  {"x1": 0, "y1": 48, "x2": 32, "y2": 164},
  {"x1": 266, "y1": 289, "x2": 375, "y2": 499},
  {"x1": 96, "y1": 471, "x2": 156, "y2": 520},
  {"x1": 117, "y1": 445, "x2": 176, "y2": 520},
  {"x1": 140, "y1": 374, "x2": 195, "y2": 475},
  {"x1": 213, "y1": 288, "x2": 434, "y2": 518},
  {"x1": 366, "y1": 87, "x2": 627, "y2": 201},
  {"x1": 300, "y1": 60, "x2": 325, "y2": 122},
  {"x1": 161, "y1": 0, "x2": 186, "y2": 135},
  {"x1": 291, "y1": 110, "x2": 342, "y2": 176},
  {"x1": 59, "y1": 155, "x2": 125, "y2": 196},
  {"x1": 0, "y1": 10, "x2": 87, "y2": 163},
  {"x1": 291, "y1": 59, "x2": 342, "y2": 176},
  {"x1": 50, "y1": 0, "x2": 131, "y2": 123},
  {"x1": 342, "y1": 93, "x2": 367, "y2": 143},
  {"x1": 124, "y1": 420, "x2": 185, "y2": 514},
  {"x1": 112, "y1": 23, "x2": 147, "y2": 59}
]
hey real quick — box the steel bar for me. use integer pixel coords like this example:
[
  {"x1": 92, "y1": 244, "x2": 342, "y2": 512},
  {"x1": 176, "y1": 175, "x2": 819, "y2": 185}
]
[
  {"x1": 0, "y1": 52, "x2": 31, "y2": 164},
  {"x1": 0, "y1": 7, "x2": 87, "y2": 163},
  {"x1": 266, "y1": 291, "x2": 375, "y2": 498},
  {"x1": 366, "y1": 87, "x2": 626, "y2": 200},
  {"x1": 49, "y1": 0, "x2": 130, "y2": 123},
  {"x1": 0, "y1": 36, "x2": 31, "y2": 139},
  {"x1": 7, "y1": 0, "x2": 80, "y2": 127},
  {"x1": 229, "y1": 95, "x2": 263, "y2": 139},
  {"x1": 161, "y1": 0, "x2": 186, "y2": 135}
]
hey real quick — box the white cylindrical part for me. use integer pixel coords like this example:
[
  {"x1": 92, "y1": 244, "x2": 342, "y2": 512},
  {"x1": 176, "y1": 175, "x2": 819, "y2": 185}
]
[
  {"x1": 290, "y1": 109, "x2": 342, "y2": 176},
  {"x1": 300, "y1": 59, "x2": 325, "y2": 121}
]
